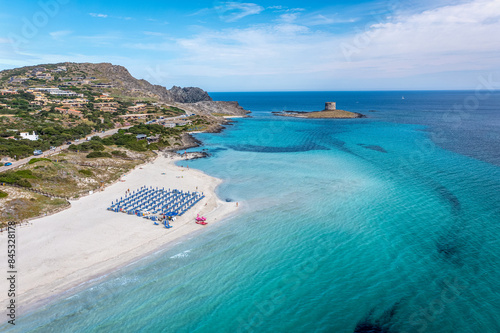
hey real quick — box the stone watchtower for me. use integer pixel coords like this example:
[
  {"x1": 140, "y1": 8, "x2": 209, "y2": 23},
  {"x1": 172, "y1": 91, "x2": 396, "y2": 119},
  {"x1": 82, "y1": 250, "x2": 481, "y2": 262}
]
[{"x1": 325, "y1": 102, "x2": 336, "y2": 110}]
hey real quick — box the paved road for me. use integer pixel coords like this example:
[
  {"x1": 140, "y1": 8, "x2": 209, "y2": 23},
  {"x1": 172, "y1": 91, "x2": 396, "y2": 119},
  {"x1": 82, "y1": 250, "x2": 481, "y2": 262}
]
[{"x1": 0, "y1": 126, "x2": 131, "y2": 172}]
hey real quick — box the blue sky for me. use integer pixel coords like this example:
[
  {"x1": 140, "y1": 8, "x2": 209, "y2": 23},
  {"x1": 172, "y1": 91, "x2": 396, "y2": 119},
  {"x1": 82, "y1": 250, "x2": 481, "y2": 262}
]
[{"x1": 1, "y1": 0, "x2": 500, "y2": 91}]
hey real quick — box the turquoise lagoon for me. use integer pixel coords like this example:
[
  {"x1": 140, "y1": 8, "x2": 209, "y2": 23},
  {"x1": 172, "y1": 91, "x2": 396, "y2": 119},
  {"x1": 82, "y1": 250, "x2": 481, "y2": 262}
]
[{"x1": 7, "y1": 91, "x2": 500, "y2": 333}]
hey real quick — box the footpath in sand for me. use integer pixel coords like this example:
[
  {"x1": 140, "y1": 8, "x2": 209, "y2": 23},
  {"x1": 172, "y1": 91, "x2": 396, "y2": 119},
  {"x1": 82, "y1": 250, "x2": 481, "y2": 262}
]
[{"x1": 0, "y1": 153, "x2": 238, "y2": 313}]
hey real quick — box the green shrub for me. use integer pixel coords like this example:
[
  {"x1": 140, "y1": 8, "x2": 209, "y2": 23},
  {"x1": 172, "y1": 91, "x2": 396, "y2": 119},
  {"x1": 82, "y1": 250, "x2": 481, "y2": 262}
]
[
  {"x1": 89, "y1": 141, "x2": 105, "y2": 151},
  {"x1": 86, "y1": 152, "x2": 111, "y2": 158},
  {"x1": 28, "y1": 157, "x2": 51, "y2": 165},
  {"x1": 111, "y1": 150, "x2": 127, "y2": 158},
  {"x1": 0, "y1": 190, "x2": 8, "y2": 198},
  {"x1": 78, "y1": 169, "x2": 93, "y2": 176},
  {"x1": 70, "y1": 141, "x2": 105, "y2": 152},
  {"x1": 0, "y1": 172, "x2": 33, "y2": 188},
  {"x1": 17, "y1": 179, "x2": 32, "y2": 188},
  {"x1": 14, "y1": 170, "x2": 37, "y2": 178},
  {"x1": 0, "y1": 173, "x2": 18, "y2": 184}
]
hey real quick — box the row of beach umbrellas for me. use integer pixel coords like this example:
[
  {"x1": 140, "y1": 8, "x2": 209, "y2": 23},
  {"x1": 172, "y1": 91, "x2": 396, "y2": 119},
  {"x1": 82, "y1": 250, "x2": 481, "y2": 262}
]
[{"x1": 107, "y1": 186, "x2": 205, "y2": 218}]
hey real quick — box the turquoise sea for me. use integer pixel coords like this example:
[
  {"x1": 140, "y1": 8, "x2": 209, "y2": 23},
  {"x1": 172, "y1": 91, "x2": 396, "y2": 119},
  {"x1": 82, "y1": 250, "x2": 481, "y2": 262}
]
[{"x1": 7, "y1": 91, "x2": 500, "y2": 332}]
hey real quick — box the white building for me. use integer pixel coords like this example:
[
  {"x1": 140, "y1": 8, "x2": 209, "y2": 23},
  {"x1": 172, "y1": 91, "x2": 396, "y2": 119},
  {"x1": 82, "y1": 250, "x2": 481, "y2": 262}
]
[
  {"x1": 32, "y1": 87, "x2": 82, "y2": 97},
  {"x1": 20, "y1": 132, "x2": 39, "y2": 141}
]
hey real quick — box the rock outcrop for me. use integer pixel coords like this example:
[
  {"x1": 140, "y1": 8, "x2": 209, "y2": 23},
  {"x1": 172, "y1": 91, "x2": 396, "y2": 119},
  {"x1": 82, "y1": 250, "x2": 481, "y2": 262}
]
[
  {"x1": 64, "y1": 62, "x2": 212, "y2": 103},
  {"x1": 178, "y1": 101, "x2": 250, "y2": 117}
]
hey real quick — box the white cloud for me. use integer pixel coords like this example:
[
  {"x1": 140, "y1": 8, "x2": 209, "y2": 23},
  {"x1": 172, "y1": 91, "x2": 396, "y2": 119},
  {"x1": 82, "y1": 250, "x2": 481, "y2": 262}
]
[
  {"x1": 143, "y1": 31, "x2": 166, "y2": 37},
  {"x1": 215, "y1": 2, "x2": 265, "y2": 22},
  {"x1": 89, "y1": 13, "x2": 108, "y2": 18},
  {"x1": 49, "y1": 30, "x2": 73, "y2": 40},
  {"x1": 0, "y1": 38, "x2": 11, "y2": 44},
  {"x1": 124, "y1": 0, "x2": 500, "y2": 90},
  {"x1": 279, "y1": 13, "x2": 300, "y2": 23},
  {"x1": 305, "y1": 14, "x2": 358, "y2": 26},
  {"x1": 340, "y1": 0, "x2": 500, "y2": 77}
]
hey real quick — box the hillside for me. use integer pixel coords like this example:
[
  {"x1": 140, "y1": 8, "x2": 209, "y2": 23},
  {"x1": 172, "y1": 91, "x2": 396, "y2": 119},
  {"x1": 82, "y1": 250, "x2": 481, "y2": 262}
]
[
  {"x1": 0, "y1": 62, "x2": 250, "y2": 162},
  {"x1": 0, "y1": 62, "x2": 212, "y2": 103},
  {"x1": 0, "y1": 62, "x2": 249, "y2": 116}
]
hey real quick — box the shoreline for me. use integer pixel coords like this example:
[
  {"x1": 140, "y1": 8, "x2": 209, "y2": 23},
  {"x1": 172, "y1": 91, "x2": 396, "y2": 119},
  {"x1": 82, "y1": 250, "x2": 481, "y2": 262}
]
[
  {"x1": 0, "y1": 153, "x2": 239, "y2": 315},
  {"x1": 272, "y1": 110, "x2": 365, "y2": 119}
]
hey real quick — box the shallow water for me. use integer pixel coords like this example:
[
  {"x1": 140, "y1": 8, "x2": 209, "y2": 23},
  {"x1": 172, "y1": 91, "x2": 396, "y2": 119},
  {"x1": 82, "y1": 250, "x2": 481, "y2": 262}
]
[{"x1": 7, "y1": 91, "x2": 500, "y2": 332}]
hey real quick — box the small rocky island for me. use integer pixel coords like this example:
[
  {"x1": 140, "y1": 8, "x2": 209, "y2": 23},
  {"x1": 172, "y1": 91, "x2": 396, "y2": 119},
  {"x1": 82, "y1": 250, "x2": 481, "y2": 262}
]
[{"x1": 273, "y1": 102, "x2": 365, "y2": 119}]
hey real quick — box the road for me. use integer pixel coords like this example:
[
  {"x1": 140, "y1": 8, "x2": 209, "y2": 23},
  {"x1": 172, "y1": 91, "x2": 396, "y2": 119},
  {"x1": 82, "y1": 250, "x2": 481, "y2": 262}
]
[{"x1": 0, "y1": 126, "x2": 130, "y2": 173}]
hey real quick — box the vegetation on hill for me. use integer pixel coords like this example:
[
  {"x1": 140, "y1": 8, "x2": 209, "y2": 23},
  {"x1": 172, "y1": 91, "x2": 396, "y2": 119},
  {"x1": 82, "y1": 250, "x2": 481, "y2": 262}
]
[{"x1": 0, "y1": 148, "x2": 155, "y2": 226}]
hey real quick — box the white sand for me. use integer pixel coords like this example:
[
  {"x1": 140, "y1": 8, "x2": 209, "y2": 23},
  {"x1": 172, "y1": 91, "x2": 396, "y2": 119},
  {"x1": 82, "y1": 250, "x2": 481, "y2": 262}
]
[{"x1": 0, "y1": 153, "x2": 238, "y2": 312}]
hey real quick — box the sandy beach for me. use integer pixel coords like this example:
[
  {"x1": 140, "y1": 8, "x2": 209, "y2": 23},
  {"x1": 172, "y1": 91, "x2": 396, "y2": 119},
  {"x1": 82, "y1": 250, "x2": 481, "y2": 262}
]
[{"x1": 0, "y1": 153, "x2": 238, "y2": 314}]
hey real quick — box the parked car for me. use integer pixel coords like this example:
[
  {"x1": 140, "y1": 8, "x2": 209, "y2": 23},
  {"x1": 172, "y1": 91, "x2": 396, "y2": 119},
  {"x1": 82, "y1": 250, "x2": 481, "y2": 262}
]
[
  {"x1": 50, "y1": 146, "x2": 56, "y2": 150},
  {"x1": 66, "y1": 141, "x2": 72, "y2": 144},
  {"x1": 75, "y1": 139, "x2": 79, "y2": 142},
  {"x1": 5, "y1": 162, "x2": 12, "y2": 166},
  {"x1": 33, "y1": 150, "x2": 43, "y2": 156}
]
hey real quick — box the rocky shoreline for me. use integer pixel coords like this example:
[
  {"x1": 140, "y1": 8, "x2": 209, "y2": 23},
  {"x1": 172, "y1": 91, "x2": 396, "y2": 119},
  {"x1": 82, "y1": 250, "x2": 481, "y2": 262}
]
[{"x1": 272, "y1": 110, "x2": 365, "y2": 119}]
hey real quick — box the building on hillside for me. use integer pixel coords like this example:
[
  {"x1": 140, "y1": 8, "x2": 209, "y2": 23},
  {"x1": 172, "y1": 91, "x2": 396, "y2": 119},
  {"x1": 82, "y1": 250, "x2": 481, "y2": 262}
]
[
  {"x1": 96, "y1": 94, "x2": 114, "y2": 101},
  {"x1": 20, "y1": 132, "x2": 39, "y2": 141},
  {"x1": 147, "y1": 135, "x2": 160, "y2": 143},
  {"x1": 95, "y1": 102, "x2": 118, "y2": 112},
  {"x1": 62, "y1": 98, "x2": 89, "y2": 108},
  {"x1": 0, "y1": 89, "x2": 18, "y2": 95},
  {"x1": 8, "y1": 77, "x2": 28, "y2": 84},
  {"x1": 55, "y1": 107, "x2": 84, "y2": 118},
  {"x1": 127, "y1": 104, "x2": 147, "y2": 112},
  {"x1": 32, "y1": 87, "x2": 82, "y2": 97},
  {"x1": 36, "y1": 73, "x2": 53, "y2": 81},
  {"x1": 101, "y1": 106, "x2": 117, "y2": 112},
  {"x1": 118, "y1": 114, "x2": 149, "y2": 120},
  {"x1": 30, "y1": 94, "x2": 50, "y2": 106},
  {"x1": 31, "y1": 67, "x2": 46, "y2": 74},
  {"x1": 51, "y1": 66, "x2": 67, "y2": 73},
  {"x1": 92, "y1": 83, "x2": 113, "y2": 88}
]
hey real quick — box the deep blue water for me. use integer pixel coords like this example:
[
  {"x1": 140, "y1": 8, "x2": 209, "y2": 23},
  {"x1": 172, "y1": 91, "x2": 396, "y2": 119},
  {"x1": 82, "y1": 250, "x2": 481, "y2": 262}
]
[{"x1": 6, "y1": 91, "x2": 500, "y2": 333}]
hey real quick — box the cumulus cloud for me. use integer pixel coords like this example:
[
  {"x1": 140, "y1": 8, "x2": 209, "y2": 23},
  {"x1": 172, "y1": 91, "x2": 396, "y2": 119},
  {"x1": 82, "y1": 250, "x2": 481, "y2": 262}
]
[
  {"x1": 114, "y1": 0, "x2": 500, "y2": 89},
  {"x1": 340, "y1": 0, "x2": 500, "y2": 76},
  {"x1": 279, "y1": 12, "x2": 300, "y2": 23}
]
